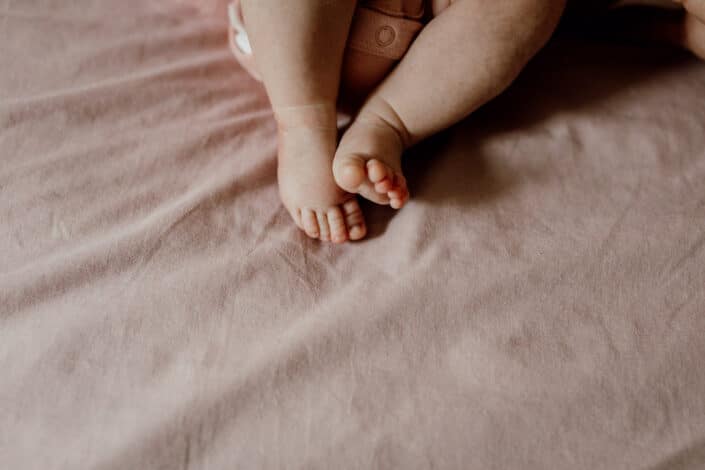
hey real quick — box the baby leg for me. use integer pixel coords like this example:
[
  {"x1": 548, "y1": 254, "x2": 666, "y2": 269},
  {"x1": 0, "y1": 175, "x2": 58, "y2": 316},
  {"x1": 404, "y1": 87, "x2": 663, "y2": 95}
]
[
  {"x1": 240, "y1": 0, "x2": 365, "y2": 242},
  {"x1": 647, "y1": 0, "x2": 705, "y2": 58},
  {"x1": 680, "y1": 1, "x2": 705, "y2": 58},
  {"x1": 333, "y1": 0, "x2": 566, "y2": 209},
  {"x1": 678, "y1": 0, "x2": 705, "y2": 18}
]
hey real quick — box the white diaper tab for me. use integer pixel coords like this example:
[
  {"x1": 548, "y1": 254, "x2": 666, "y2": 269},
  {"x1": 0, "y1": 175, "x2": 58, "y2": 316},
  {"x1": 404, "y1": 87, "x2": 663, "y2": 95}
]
[{"x1": 228, "y1": 2, "x2": 252, "y2": 55}]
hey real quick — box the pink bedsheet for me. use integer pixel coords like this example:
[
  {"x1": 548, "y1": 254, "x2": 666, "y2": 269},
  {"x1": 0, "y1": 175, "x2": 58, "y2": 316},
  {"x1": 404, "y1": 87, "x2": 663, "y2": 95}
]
[{"x1": 2, "y1": 1, "x2": 705, "y2": 468}]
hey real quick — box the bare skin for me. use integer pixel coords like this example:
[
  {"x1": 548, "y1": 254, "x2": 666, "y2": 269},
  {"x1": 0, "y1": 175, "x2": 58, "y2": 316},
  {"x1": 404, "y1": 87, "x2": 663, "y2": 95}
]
[
  {"x1": 333, "y1": 0, "x2": 566, "y2": 211},
  {"x1": 240, "y1": 0, "x2": 705, "y2": 242},
  {"x1": 681, "y1": 3, "x2": 705, "y2": 58},
  {"x1": 334, "y1": 0, "x2": 705, "y2": 214},
  {"x1": 240, "y1": 0, "x2": 364, "y2": 243}
]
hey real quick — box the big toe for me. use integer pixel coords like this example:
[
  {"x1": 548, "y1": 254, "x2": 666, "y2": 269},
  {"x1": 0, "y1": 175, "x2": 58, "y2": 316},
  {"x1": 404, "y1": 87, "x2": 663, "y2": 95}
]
[
  {"x1": 301, "y1": 209, "x2": 320, "y2": 240},
  {"x1": 333, "y1": 111, "x2": 408, "y2": 208},
  {"x1": 333, "y1": 154, "x2": 368, "y2": 193}
]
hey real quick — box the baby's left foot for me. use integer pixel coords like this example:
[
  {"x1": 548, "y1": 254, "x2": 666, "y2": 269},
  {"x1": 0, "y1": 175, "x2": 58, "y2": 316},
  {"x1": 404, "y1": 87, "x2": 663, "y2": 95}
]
[{"x1": 332, "y1": 99, "x2": 411, "y2": 210}]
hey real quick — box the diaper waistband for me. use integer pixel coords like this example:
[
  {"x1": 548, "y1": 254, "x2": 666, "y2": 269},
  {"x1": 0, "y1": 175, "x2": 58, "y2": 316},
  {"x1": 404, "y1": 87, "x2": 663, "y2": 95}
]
[
  {"x1": 347, "y1": 6, "x2": 424, "y2": 60},
  {"x1": 227, "y1": 0, "x2": 425, "y2": 78}
]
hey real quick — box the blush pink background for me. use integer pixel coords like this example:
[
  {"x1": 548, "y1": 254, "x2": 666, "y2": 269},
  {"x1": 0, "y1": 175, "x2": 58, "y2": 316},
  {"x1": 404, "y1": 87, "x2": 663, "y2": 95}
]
[{"x1": 2, "y1": 1, "x2": 705, "y2": 468}]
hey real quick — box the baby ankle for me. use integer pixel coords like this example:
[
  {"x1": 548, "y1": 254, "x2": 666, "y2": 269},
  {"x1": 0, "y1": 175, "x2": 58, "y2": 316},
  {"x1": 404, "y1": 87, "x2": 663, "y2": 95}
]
[
  {"x1": 273, "y1": 102, "x2": 339, "y2": 132},
  {"x1": 357, "y1": 97, "x2": 413, "y2": 150}
]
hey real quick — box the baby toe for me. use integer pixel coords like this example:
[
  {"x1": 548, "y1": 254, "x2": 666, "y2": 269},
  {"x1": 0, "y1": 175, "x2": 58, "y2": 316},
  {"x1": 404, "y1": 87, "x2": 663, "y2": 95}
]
[
  {"x1": 395, "y1": 173, "x2": 407, "y2": 190},
  {"x1": 367, "y1": 159, "x2": 390, "y2": 184},
  {"x1": 390, "y1": 198, "x2": 405, "y2": 210},
  {"x1": 302, "y1": 209, "x2": 320, "y2": 239},
  {"x1": 388, "y1": 187, "x2": 409, "y2": 210},
  {"x1": 343, "y1": 199, "x2": 367, "y2": 241},
  {"x1": 358, "y1": 186, "x2": 391, "y2": 206},
  {"x1": 375, "y1": 179, "x2": 394, "y2": 194},
  {"x1": 388, "y1": 180, "x2": 408, "y2": 198},
  {"x1": 327, "y1": 207, "x2": 348, "y2": 244},
  {"x1": 316, "y1": 211, "x2": 331, "y2": 242}
]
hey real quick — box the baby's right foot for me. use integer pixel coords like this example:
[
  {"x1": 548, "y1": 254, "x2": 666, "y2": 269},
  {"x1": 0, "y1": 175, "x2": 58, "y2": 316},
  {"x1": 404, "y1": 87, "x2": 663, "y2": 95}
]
[
  {"x1": 332, "y1": 99, "x2": 411, "y2": 210},
  {"x1": 682, "y1": 10, "x2": 705, "y2": 60}
]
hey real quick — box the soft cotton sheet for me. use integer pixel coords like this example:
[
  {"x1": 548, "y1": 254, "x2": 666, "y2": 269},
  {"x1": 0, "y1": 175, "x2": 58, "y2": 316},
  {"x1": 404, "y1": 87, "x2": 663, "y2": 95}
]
[{"x1": 2, "y1": 1, "x2": 705, "y2": 469}]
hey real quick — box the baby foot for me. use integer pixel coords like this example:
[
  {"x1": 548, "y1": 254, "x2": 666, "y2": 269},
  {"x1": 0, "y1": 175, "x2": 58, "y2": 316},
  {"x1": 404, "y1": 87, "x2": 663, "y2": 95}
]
[
  {"x1": 332, "y1": 99, "x2": 411, "y2": 210},
  {"x1": 276, "y1": 105, "x2": 367, "y2": 243},
  {"x1": 677, "y1": 0, "x2": 705, "y2": 23},
  {"x1": 683, "y1": 10, "x2": 705, "y2": 60}
]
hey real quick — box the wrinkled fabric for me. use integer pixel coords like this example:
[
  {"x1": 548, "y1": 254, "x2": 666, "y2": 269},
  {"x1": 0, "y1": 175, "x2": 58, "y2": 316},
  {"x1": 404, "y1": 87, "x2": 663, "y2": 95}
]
[{"x1": 2, "y1": 1, "x2": 705, "y2": 469}]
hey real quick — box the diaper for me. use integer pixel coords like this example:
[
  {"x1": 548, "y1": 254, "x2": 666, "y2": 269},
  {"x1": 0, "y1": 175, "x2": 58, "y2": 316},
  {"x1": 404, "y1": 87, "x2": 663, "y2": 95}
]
[{"x1": 228, "y1": 0, "x2": 426, "y2": 81}]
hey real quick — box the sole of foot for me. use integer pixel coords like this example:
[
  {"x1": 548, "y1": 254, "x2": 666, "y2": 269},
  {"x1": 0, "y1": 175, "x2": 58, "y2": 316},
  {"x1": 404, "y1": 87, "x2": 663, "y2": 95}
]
[{"x1": 332, "y1": 105, "x2": 411, "y2": 210}]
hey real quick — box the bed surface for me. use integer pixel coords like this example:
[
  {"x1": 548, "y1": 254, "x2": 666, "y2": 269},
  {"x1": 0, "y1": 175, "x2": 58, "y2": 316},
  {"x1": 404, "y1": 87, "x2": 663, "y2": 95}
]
[{"x1": 2, "y1": 1, "x2": 705, "y2": 468}]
